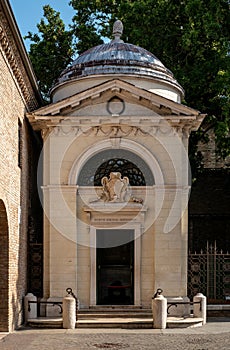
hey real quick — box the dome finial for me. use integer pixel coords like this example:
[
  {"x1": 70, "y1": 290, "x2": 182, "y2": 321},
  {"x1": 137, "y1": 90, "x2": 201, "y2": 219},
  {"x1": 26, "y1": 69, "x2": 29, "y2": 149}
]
[{"x1": 112, "y1": 20, "x2": 124, "y2": 43}]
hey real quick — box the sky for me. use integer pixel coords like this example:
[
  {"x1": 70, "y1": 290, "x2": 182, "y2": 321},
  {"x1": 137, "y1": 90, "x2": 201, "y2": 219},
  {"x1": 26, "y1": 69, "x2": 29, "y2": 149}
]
[{"x1": 10, "y1": 0, "x2": 75, "y2": 50}]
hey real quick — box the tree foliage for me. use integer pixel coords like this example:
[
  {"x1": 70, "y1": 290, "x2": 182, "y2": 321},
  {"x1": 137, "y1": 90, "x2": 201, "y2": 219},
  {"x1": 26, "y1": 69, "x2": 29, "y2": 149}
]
[
  {"x1": 25, "y1": 5, "x2": 73, "y2": 101},
  {"x1": 26, "y1": 1, "x2": 230, "y2": 166},
  {"x1": 69, "y1": 0, "x2": 230, "y2": 163}
]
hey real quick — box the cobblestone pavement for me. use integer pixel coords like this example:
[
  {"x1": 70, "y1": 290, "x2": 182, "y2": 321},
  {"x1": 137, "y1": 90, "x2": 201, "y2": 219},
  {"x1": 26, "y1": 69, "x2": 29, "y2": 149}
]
[{"x1": 0, "y1": 318, "x2": 230, "y2": 350}]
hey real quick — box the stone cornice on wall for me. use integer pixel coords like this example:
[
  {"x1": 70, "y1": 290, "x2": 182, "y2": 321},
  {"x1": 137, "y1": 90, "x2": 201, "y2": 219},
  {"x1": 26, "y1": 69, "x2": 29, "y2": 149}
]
[
  {"x1": 0, "y1": 0, "x2": 42, "y2": 111},
  {"x1": 26, "y1": 117, "x2": 204, "y2": 141}
]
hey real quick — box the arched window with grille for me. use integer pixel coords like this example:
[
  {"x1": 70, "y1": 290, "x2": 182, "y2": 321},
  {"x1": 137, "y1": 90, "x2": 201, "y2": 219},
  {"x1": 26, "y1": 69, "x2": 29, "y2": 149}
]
[{"x1": 78, "y1": 149, "x2": 154, "y2": 186}]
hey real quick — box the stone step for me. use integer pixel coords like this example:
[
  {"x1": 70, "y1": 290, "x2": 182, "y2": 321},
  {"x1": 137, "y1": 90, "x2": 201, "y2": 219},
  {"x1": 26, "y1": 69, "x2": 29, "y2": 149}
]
[
  {"x1": 27, "y1": 315, "x2": 204, "y2": 329},
  {"x1": 77, "y1": 318, "x2": 153, "y2": 329},
  {"x1": 82, "y1": 306, "x2": 149, "y2": 311},
  {"x1": 207, "y1": 304, "x2": 230, "y2": 317},
  {"x1": 28, "y1": 317, "x2": 63, "y2": 328},
  {"x1": 167, "y1": 317, "x2": 204, "y2": 328},
  {"x1": 78, "y1": 313, "x2": 152, "y2": 319},
  {"x1": 78, "y1": 308, "x2": 152, "y2": 319}
]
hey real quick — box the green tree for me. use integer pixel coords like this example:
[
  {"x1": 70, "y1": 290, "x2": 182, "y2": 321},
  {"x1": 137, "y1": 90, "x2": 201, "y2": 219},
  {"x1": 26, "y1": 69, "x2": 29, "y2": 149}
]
[
  {"x1": 25, "y1": 5, "x2": 73, "y2": 101},
  {"x1": 26, "y1": 1, "x2": 230, "y2": 168},
  {"x1": 69, "y1": 0, "x2": 230, "y2": 166}
]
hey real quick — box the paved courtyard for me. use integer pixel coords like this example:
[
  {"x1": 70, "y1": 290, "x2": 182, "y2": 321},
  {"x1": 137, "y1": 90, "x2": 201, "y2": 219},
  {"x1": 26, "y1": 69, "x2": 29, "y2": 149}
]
[{"x1": 0, "y1": 318, "x2": 230, "y2": 350}]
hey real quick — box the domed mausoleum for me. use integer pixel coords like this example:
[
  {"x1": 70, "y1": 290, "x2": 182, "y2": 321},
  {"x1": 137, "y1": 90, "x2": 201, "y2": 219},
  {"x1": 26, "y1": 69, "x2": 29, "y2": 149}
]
[{"x1": 28, "y1": 21, "x2": 205, "y2": 311}]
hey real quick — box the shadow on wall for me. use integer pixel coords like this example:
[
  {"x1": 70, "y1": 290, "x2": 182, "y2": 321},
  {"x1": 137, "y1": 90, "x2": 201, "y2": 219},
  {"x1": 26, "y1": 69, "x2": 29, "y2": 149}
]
[
  {"x1": 15, "y1": 117, "x2": 43, "y2": 329},
  {"x1": 0, "y1": 199, "x2": 9, "y2": 332}
]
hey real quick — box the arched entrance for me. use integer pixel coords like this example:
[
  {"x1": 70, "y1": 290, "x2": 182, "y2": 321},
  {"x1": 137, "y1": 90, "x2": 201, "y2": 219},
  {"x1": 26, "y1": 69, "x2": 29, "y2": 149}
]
[{"x1": 0, "y1": 200, "x2": 9, "y2": 331}]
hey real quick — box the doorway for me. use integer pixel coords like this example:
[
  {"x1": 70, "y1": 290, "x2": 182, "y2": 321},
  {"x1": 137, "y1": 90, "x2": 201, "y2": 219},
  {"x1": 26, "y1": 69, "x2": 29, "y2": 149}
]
[{"x1": 96, "y1": 229, "x2": 134, "y2": 305}]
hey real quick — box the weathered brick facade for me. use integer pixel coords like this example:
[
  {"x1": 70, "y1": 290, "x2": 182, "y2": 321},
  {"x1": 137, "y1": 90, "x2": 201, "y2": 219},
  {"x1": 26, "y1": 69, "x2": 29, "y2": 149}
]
[
  {"x1": 0, "y1": 0, "x2": 41, "y2": 331},
  {"x1": 198, "y1": 129, "x2": 229, "y2": 169}
]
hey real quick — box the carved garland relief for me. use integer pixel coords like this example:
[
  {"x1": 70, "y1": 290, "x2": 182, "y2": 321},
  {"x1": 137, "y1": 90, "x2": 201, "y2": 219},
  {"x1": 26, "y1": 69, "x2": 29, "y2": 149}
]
[{"x1": 43, "y1": 123, "x2": 192, "y2": 139}]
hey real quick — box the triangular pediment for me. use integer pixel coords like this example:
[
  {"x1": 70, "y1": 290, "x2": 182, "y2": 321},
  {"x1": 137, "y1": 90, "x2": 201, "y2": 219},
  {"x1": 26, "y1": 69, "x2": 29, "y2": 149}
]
[
  {"x1": 28, "y1": 79, "x2": 202, "y2": 117},
  {"x1": 27, "y1": 79, "x2": 205, "y2": 131}
]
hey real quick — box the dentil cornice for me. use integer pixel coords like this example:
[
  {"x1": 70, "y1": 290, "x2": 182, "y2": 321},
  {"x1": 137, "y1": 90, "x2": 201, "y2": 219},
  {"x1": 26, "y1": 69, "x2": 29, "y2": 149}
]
[{"x1": 0, "y1": 2, "x2": 41, "y2": 110}]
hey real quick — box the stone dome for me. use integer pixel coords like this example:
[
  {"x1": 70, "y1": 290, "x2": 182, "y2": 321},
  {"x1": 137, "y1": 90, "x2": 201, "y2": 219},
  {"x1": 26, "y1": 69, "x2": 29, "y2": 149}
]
[{"x1": 51, "y1": 20, "x2": 184, "y2": 102}]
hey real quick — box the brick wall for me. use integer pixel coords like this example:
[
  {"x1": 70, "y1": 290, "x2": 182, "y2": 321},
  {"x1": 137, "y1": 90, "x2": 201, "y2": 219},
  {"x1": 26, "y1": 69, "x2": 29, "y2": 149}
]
[
  {"x1": 0, "y1": 48, "x2": 28, "y2": 331},
  {"x1": 198, "y1": 129, "x2": 229, "y2": 169},
  {"x1": 0, "y1": 3, "x2": 41, "y2": 330}
]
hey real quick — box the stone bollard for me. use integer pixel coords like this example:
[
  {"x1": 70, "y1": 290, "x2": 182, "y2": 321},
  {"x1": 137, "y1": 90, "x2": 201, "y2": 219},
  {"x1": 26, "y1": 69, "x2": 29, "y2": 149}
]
[
  {"x1": 63, "y1": 294, "x2": 76, "y2": 329},
  {"x1": 152, "y1": 290, "x2": 167, "y2": 329},
  {"x1": 24, "y1": 293, "x2": 37, "y2": 322},
  {"x1": 193, "y1": 293, "x2": 207, "y2": 325}
]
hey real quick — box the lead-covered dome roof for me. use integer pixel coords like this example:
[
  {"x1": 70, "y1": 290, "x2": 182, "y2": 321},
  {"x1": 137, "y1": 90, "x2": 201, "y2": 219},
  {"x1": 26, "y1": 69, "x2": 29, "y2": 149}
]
[
  {"x1": 51, "y1": 20, "x2": 183, "y2": 99},
  {"x1": 57, "y1": 41, "x2": 176, "y2": 82}
]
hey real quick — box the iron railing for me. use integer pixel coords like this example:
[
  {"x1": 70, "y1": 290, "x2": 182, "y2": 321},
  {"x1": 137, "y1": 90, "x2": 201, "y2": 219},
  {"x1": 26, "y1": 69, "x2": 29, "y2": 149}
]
[
  {"x1": 188, "y1": 241, "x2": 230, "y2": 302},
  {"x1": 28, "y1": 288, "x2": 78, "y2": 319},
  {"x1": 28, "y1": 300, "x2": 63, "y2": 316}
]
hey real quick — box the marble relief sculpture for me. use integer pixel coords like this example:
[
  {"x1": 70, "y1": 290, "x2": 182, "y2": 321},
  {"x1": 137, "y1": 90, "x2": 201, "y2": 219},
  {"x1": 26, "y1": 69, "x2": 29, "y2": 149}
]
[
  {"x1": 97, "y1": 172, "x2": 143, "y2": 204},
  {"x1": 101, "y1": 172, "x2": 129, "y2": 202}
]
